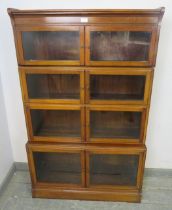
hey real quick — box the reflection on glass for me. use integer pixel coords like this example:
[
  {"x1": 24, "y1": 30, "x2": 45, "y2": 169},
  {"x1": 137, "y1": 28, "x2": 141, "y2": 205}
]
[
  {"x1": 26, "y1": 74, "x2": 80, "y2": 99},
  {"x1": 33, "y1": 152, "x2": 81, "y2": 184},
  {"x1": 90, "y1": 154, "x2": 139, "y2": 186},
  {"x1": 30, "y1": 110, "x2": 81, "y2": 137},
  {"x1": 90, "y1": 111, "x2": 141, "y2": 139},
  {"x1": 22, "y1": 31, "x2": 80, "y2": 60},
  {"x1": 90, "y1": 31, "x2": 151, "y2": 61},
  {"x1": 90, "y1": 75, "x2": 146, "y2": 100}
]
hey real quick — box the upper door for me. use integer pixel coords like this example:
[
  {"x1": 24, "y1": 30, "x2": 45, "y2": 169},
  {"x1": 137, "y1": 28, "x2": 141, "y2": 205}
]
[
  {"x1": 86, "y1": 68, "x2": 153, "y2": 105},
  {"x1": 25, "y1": 104, "x2": 85, "y2": 143},
  {"x1": 16, "y1": 25, "x2": 84, "y2": 65},
  {"x1": 85, "y1": 25, "x2": 157, "y2": 67},
  {"x1": 86, "y1": 105, "x2": 146, "y2": 144},
  {"x1": 19, "y1": 67, "x2": 84, "y2": 104},
  {"x1": 15, "y1": 24, "x2": 158, "y2": 67}
]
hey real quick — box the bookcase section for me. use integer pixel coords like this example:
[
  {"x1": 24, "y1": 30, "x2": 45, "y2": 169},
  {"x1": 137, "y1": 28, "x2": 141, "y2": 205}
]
[{"x1": 8, "y1": 7, "x2": 164, "y2": 202}]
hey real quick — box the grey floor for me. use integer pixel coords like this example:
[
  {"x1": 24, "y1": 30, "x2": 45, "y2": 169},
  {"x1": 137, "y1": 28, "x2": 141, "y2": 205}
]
[{"x1": 0, "y1": 170, "x2": 172, "y2": 210}]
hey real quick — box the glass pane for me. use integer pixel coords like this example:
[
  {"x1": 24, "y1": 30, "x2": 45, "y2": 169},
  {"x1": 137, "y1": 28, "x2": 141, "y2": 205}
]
[
  {"x1": 30, "y1": 110, "x2": 81, "y2": 137},
  {"x1": 90, "y1": 111, "x2": 141, "y2": 139},
  {"x1": 90, "y1": 75, "x2": 145, "y2": 100},
  {"x1": 33, "y1": 152, "x2": 81, "y2": 184},
  {"x1": 26, "y1": 74, "x2": 80, "y2": 99},
  {"x1": 22, "y1": 31, "x2": 80, "y2": 61},
  {"x1": 90, "y1": 154, "x2": 139, "y2": 186},
  {"x1": 90, "y1": 31, "x2": 151, "y2": 61}
]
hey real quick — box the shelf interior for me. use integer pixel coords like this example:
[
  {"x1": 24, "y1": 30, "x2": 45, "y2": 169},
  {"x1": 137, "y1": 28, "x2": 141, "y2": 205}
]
[
  {"x1": 33, "y1": 152, "x2": 82, "y2": 184},
  {"x1": 22, "y1": 31, "x2": 80, "y2": 61},
  {"x1": 26, "y1": 74, "x2": 80, "y2": 100},
  {"x1": 90, "y1": 111, "x2": 141, "y2": 139},
  {"x1": 30, "y1": 109, "x2": 81, "y2": 137},
  {"x1": 89, "y1": 154, "x2": 139, "y2": 186},
  {"x1": 90, "y1": 75, "x2": 145, "y2": 101},
  {"x1": 90, "y1": 31, "x2": 151, "y2": 61}
]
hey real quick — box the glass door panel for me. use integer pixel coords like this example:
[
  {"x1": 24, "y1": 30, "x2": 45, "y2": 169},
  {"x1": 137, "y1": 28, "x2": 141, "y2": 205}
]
[
  {"x1": 86, "y1": 106, "x2": 145, "y2": 143},
  {"x1": 89, "y1": 154, "x2": 139, "y2": 186},
  {"x1": 17, "y1": 26, "x2": 84, "y2": 65},
  {"x1": 86, "y1": 26, "x2": 156, "y2": 66},
  {"x1": 86, "y1": 69, "x2": 152, "y2": 105},
  {"x1": 22, "y1": 31, "x2": 80, "y2": 61},
  {"x1": 90, "y1": 31, "x2": 151, "y2": 61},
  {"x1": 27, "y1": 144, "x2": 85, "y2": 187},
  {"x1": 90, "y1": 111, "x2": 141, "y2": 139},
  {"x1": 27, "y1": 74, "x2": 79, "y2": 99},
  {"x1": 20, "y1": 67, "x2": 84, "y2": 104},
  {"x1": 90, "y1": 75, "x2": 145, "y2": 100},
  {"x1": 26, "y1": 105, "x2": 84, "y2": 142},
  {"x1": 33, "y1": 152, "x2": 82, "y2": 185},
  {"x1": 86, "y1": 146, "x2": 146, "y2": 189},
  {"x1": 31, "y1": 110, "x2": 80, "y2": 137},
  {"x1": 86, "y1": 68, "x2": 153, "y2": 104}
]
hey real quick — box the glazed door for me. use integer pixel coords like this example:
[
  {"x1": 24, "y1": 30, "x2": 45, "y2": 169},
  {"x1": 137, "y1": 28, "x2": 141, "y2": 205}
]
[
  {"x1": 85, "y1": 68, "x2": 153, "y2": 105},
  {"x1": 27, "y1": 144, "x2": 85, "y2": 188},
  {"x1": 20, "y1": 67, "x2": 84, "y2": 104},
  {"x1": 86, "y1": 146, "x2": 146, "y2": 189},
  {"x1": 25, "y1": 104, "x2": 85, "y2": 143},
  {"x1": 16, "y1": 25, "x2": 84, "y2": 65},
  {"x1": 85, "y1": 25, "x2": 157, "y2": 66},
  {"x1": 86, "y1": 105, "x2": 146, "y2": 144}
]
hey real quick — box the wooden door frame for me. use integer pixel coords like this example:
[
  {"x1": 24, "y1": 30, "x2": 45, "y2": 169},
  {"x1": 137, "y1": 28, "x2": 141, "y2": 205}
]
[
  {"x1": 85, "y1": 105, "x2": 147, "y2": 144},
  {"x1": 85, "y1": 145, "x2": 146, "y2": 190},
  {"x1": 25, "y1": 103, "x2": 85, "y2": 143},
  {"x1": 15, "y1": 25, "x2": 84, "y2": 66},
  {"x1": 26, "y1": 143, "x2": 86, "y2": 188},
  {"x1": 19, "y1": 66, "x2": 85, "y2": 105},
  {"x1": 85, "y1": 67, "x2": 153, "y2": 105},
  {"x1": 85, "y1": 24, "x2": 158, "y2": 67}
]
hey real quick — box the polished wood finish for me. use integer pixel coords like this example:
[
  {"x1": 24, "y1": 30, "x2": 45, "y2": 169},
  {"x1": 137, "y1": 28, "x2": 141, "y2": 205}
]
[
  {"x1": 19, "y1": 67, "x2": 85, "y2": 104},
  {"x1": 25, "y1": 103, "x2": 85, "y2": 143},
  {"x1": 85, "y1": 25, "x2": 157, "y2": 67},
  {"x1": 26, "y1": 143, "x2": 85, "y2": 188},
  {"x1": 86, "y1": 105, "x2": 147, "y2": 144},
  {"x1": 16, "y1": 26, "x2": 84, "y2": 66},
  {"x1": 85, "y1": 145, "x2": 146, "y2": 189},
  {"x1": 85, "y1": 68, "x2": 153, "y2": 105},
  {"x1": 27, "y1": 143, "x2": 146, "y2": 202},
  {"x1": 8, "y1": 8, "x2": 164, "y2": 202}
]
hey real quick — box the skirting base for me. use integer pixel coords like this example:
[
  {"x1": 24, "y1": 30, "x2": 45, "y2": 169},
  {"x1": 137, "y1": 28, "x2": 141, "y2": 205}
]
[{"x1": 32, "y1": 187, "x2": 141, "y2": 202}]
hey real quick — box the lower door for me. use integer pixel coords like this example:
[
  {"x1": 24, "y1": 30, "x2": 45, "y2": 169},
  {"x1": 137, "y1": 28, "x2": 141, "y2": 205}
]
[
  {"x1": 27, "y1": 143, "x2": 85, "y2": 188},
  {"x1": 19, "y1": 67, "x2": 84, "y2": 104},
  {"x1": 85, "y1": 68, "x2": 152, "y2": 105},
  {"x1": 86, "y1": 146, "x2": 146, "y2": 190},
  {"x1": 25, "y1": 104, "x2": 84, "y2": 143},
  {"x1": 86, "y1": 105, "x2": 146, "y2": 144}
]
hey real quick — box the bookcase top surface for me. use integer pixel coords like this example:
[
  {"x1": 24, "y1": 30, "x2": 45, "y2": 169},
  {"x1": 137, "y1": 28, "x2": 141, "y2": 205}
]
[{"x1": 8, "y1": 7, "x2": 165, "y2": 17}]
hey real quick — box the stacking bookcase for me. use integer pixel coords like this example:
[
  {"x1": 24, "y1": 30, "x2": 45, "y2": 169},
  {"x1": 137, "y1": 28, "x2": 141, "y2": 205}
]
[{"x1": 8, "y1": 7, "x2": 164, "y2": 202}]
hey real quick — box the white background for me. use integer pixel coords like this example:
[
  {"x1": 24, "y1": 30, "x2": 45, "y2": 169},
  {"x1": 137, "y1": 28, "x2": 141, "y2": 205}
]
[
  {"x1": 0, "y1": 75, "x2": 13, "y2": 185},
  {"x1": 0, "y1": 0, "x2": 172, "y2": 169}
]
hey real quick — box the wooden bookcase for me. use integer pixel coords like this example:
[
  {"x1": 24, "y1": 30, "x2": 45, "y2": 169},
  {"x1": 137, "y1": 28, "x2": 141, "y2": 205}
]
[{"x1": 8, "y1": 8, "x2": 164, "y2": 202}]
